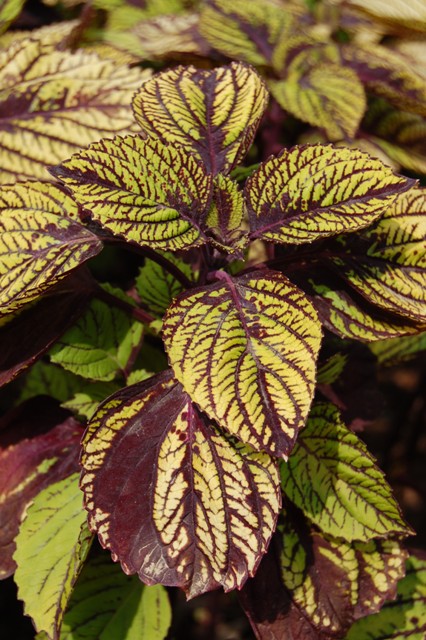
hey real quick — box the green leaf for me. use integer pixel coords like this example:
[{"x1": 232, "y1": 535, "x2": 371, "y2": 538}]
[
  {"x1": 332, "y1": 187, "x2": 426, "y2": 324},
  {"x1": 60, "y1": 553, "x2": 171, "y2": 640},
  {"x1": 0, "y1": 0, "x2": 24, "y2": 34},
  {"x1": 50, "y1": 287, "x2": 144, "y2": 382},
  {"x1": 345, "y1": 553, "x2": 426, "y2": 639},
  {"x1": 132, "y1": 61, "x2": 269, "y2": 175},
  {"x1": 0, "y1": 38, "x2": 152, "y2": 182},
  {"x1": 246, "y1": 144, "x2": 413, "y2": 245},
  {"x1": 281, "y1": 403, "x2": 412, "y2": 541},
  {"x1": 19, "y1": 361, "x2": 84, "y2": 404},
  {"x1": 163, "y1": 269, "x2": 322, "y2": 458},
  {"x1": 81, "y1": 371, "x2": 281, "y2": 599},
  {"x1": 317, "y1": 353, "x2": 348, "y2": 384},
  {"x1": 13, "y1": 474, "x2": 93, "y2": 638},
  {"x1": 53, "y1": 135, "x2": 211, "y2": 252},
  {"x1": 269, "y1": 55, "x2": 366, "y2": 140},
  {"x1": 0, "y1": 182, "x2": 102, "y2": 319},
  {"x1": 136, "y1": 253, "x2": 194, "y2": 317},
  {"x1": 62, "y1": 382, "x2": 120, "y2": 421},
  {"x1": 370, "y1": 331, "x2": 426, "y2": 366}
]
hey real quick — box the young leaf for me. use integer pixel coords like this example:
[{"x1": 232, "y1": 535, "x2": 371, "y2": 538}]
[
  {"x1": 53, "y1": 135, "x2": 211, "y2": 252},
  {"x1": 132, "y1": 61, "x2": 269, "y2": 174},
  {"x1": 50, "y1": 288, "x2": 144, "y2": 382},
  {"x1": 136, "y1": 253, "x2": 194, "y2": 317},
  {"x1": 246, "y1": 144, "x2": 413, "y2": 245},
  {"x1": 0, "y1": 182, "x2": 102, "y2": 318},
  {"x1": 204, "y1": 174, "x2": 247, "y2": 253},
  {"x1": 0, "y1": 398, "x2": 81, "y2": 578},
  {"x1": 80, "y1": 371, "x2": 281, "y2": 599},
  {"x1": 280, "y1": 403, "x2": 412, "y2": 541},
  {"x1": 332, "y1": 187, "x2": 426, "y2": 324},
  {"x1": 0, "y1": 286, "x2": 91, "y2": 386},
  {"x1": 60, "y1": 553, "x2": 171, "y2": 640},
  {"x1": 0, "y1": 39, "x2": 152, "y2": 182},
  {"x1": 345, "y1": 552, "x2": 426, "y2": 640},
  {"x1": 13, "y1": 473, "x2": 92, "y2": 638},
  {"x1": 163, "y1": 269, "x2": 322, "y2": 458},
  {"x1": 269, "y1": 58, "x2": 366, "y2": 141}
]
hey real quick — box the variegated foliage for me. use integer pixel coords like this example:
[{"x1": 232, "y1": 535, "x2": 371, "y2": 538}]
[{"x1": 0, "y1": 51, "x2": 424, "y2": 640}]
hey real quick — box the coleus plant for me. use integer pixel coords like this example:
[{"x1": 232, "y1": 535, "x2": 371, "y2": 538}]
[{"x1": 0, "y1": 57, "x2": 426, "y2": 640}]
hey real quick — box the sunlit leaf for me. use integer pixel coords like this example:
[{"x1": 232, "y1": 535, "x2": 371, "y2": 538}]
[
  {"x1": 281, "y1": 403, "x2": 412, "y2": 541},
  {"x1": 60, "y1": 553, "x2": 171, "y2": 640},
  {"x1": 332, "y1": 188, "x2": 426, "y2": 324},
  {"x1": 53, "y1": 135, "x2": 211, "y2": 252},
  {"x1": 0, "y1": 398, "x2": 81, "y2": 579},
  {"x1": 341, "y1": 43, "x2": 426, "y2": 117},
  {"x1": 269, "y1": 58, "x2": 366, "y2": 140},
  {"x1": 246, "y1": 144, "x2": 413, "y2": 245},
  {"x1": 132, "y1": 61, "x2": 269, "y2": 174},
  {"x1": 0, "y1": 38, "x2": 151, "y2": 182},
  {"x1": 346, "y1": 552, "x2": 426, "y2": 639},
  {"x1": 14, "y1": 474, "x2": 92, "y2": 638},
  {"x1": 0, "y1": 286, "x2": 91, "y2": 386},
  {"x1": 0, "y1": 182, "x2": 102, "y2": 319},
  {"x1": 50, "y1": 286, "x2": 144, "y2": 382},
  {"x1": 370, "y1": 331, "x2": 426, "y2": 366},
  {"x1": 346, "y1": 0, "x2": 426, "y2": 32},
  {"x1": 81, "y1": 371, "x2": 281, "y2": 599},
  {"x1": 199, "y1": 0, "x2": 297, "y2": 68},
  {"x1": 163, "y1": 269, "x2": 322, "y2": 458},
  {"x1": 0, "y1": 19, "x2": 81, "y2": 50}
]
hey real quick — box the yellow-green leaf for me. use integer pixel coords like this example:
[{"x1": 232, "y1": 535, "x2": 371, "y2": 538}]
[
  {"x1": 281, "y1": 403, "x2": 412, "y2": 541},
  {"x1": 81, "y1": 371, "x2": 281, "y2": 598},
  {"x1": 0, "y1": 182, "x2": 102, "y2": 319},
  {"x1": 60, "y1": 553, "x2": 171, "y2": 640},
  {"x1": 0, "y1": 0, "x2": 24, "y2": 34},
  {"x1": 162, "y1": 269, "x2": 322, "y2": 458},
  {"x1": 13, "y1": 473, "x2": 93, "y2": 638},
  {"x1": 246, "y1": 144, "x2": 413, "y2": 245},
  {"x1": 132, "y1": 61, "x2": 268, "y2": 174},
  {"x1": 346, "y1": 0, "x2": 426, "y2": 32},
  {"x1": 136, "y1": 253, "x2": 194, "y2": 317},
  {"x1": 0, "y1": 38, "x2": 151, "y2": 182},
  {"x1": 53, "y1": 135, "x2": 211, "y2": 252},
  {"x1": 270, "y1": 57, "x2": 366, "y2": 140},
  {"x1": 346, "y1": 553, "x2": 426, "y2": 639},
  {"x1": 370, "y1": 331, "x2": 426, "y2": 366},
  {"x1": 205, "y1": 174, "x2": 247, "y2": 253},
  {"x1": 334, "y1": 187, "x2": 426, "y2": 323}
]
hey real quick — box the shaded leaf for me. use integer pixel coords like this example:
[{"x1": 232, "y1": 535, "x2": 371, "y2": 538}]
[
  {"x1": 14, "y1": 474, "x2": 92, "y2": 639},
  {"x1": 19, "y1": 361, "x2": 84, "y2": 404},
  {"x1": 341, "y1": 43, "x2": 426, "y2": 117},
  {"x1": 81, "y1": 371, "x2": 281, "y2": 598},
  {"x1": 309, "y1": 278, "x2": 423, "y2": 341},
  {"x1": 269, "y1": 59, "x2": 366, "y2": 141},
  {"x1": 332, "y1": 187, "x2": 426, "y2": 324},
  {"x1": 0, "y1": 285, "x2": 91, "y2": 387},
  {"x1": 132, "y1": 61, "x2": 268, "y2": 174},
  {"x1": 163, "y1": 269, "x2": 322, "y2": 458},
  {"x1": 50, "y1": 287, "x2": 144, "y2": 382},
  {"x1": 136, "y1": 253, "x2": 194, "y2": 317},
  {"x1": 60, "y1": 552, "x2": 171, "y2": 640},
  {"x1": 62, "y1": 382, "x2": 120, "y2": 421},
  {"x1": 281, "y1": 402, "x2": 412, "y2": 541},
  {"x1": 0, "y1": 38, "x2": 151, "y2": 182},
  {"x1": 0, "y1": 182, "x2": 102, "y2": 319},
  {"x1": 246, "y1": 144, "x2": 413, "y2": 246},
  {"x1": 0, "y1": 398, "x2": 81, "y2": 579},
  {"x1": 345, "y1": 552, "x2": 426, "y2": 639},
  {"x1": 317, "y1": 353, "x2": 348, "y2": 385},
  {"x1": 53, "y1": 135, "x2": 211, "y2": 252},
  {"x1": 369, "y1": 331, "x2": 426, "y2": 366}
]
